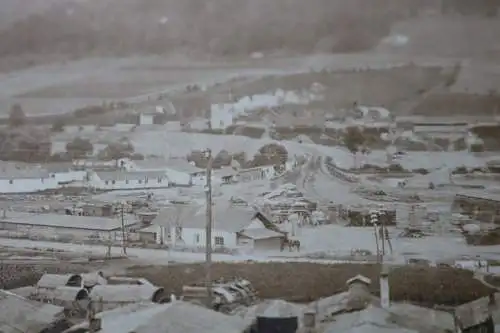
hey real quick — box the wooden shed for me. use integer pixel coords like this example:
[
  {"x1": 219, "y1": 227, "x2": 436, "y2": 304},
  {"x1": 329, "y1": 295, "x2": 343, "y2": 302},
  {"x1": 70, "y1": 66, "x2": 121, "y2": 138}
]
[{"x1": 89, "y1": 285, "x2": 166, "y2": 310}]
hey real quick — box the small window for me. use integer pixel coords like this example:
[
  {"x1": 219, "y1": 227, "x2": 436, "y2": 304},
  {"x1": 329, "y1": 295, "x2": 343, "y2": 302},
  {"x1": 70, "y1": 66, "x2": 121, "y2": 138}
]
[
  {"x1": 125, "y1": 180, "x2": 129, "y2": 184},
  {"x1": 8, "y1": 180, "x2": 13, "y2": 184},
  {"x1": 138, "y1": 179, "x2": 142, "y2": 184},
  {"x1": 112, "y1": 180, "x2": 116, "y2": 185},
  {"x1": 195, "y1": 233, "x2": 200, "y2": 244},
  {"x1": 105, "y1": 180, "x2": 109, "y2": 185},
  {"x1": 214, "y1": 236, "x2": 224, "y2": 246},
  {"x1": 158, "y1": 178, "x2": 162, "y2": 183}
]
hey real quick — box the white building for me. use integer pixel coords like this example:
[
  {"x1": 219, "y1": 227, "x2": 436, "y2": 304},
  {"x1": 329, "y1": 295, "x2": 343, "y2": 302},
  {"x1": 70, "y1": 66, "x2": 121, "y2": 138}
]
[
  {"x1": 131, "y1": 158, "x2": 203, "y2": 186},
  {"x1": 150, "y1": 205, "x2": 284, "y2": 250},
  {"x1": 45, "y1": 162, "x2": 87, "y2": 185},
  {"x1": 87, "y1": 170, "x2": 170, "y2": 191},
  {"x1": 0, "y1": 169, "x2": 59, "y2": 194},
  {"x1": 0, "y1": 211, "x2": 138, "y2": 242},
  {"x1": 138, "y1": 111, "x2": 156, "y2": 126}
]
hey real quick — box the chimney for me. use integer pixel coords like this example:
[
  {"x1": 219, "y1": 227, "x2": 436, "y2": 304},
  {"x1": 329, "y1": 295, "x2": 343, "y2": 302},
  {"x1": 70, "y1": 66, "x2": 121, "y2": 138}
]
[
  {"x1": 380, "y1": 265, "x2": 390, "y2": 309},
  {"x1": 302, "y1": 310, "x2": 317, "y2": 333}
]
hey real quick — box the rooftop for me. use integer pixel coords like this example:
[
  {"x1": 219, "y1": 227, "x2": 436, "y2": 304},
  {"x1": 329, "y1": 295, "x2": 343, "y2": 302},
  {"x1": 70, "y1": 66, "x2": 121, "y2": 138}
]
[
  {"x1": 153, "y1": 204, "x2": 258, "y2": 232},
  {"x1": 0, "y1": 289, "x2": 65, "y2": 333},
  {"x1": 456, "y1": 190, "x2": 500, "y2": 202},
  {"x1": 0, "y1": 211, "x2": 137, "y2": 231}
]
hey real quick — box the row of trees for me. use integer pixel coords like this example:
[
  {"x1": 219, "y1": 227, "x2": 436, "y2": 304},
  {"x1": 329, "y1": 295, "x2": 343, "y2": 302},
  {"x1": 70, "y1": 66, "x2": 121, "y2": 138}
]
[
  {"x1": 0, "y1": 0, "x2": 415, "y2": 58},
  {"x1": 187, "y1": 143, "x2": 288, "y2": 169}
]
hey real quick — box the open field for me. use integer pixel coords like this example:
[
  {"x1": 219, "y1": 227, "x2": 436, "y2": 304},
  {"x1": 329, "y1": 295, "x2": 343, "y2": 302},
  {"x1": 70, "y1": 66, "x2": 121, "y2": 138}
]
[{"x1": 128, "y1": 262, "x2": 493, "y2": 306}]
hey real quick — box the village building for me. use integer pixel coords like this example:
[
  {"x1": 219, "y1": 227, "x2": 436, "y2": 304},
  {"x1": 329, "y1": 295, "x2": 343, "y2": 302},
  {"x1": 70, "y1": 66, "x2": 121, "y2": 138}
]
[
  {"x1": 0, "y1": 169, "x2": 59, "y2": 194},
  {"x1": 63, "y1": 301, "x2": 249, "y2": 333},
  {"x1": 130, "y1": 158, "x2": 202, "y2": 186},
  {"x1": 148, "y1": 205, "x2": 284, "y2": 250},
  {"x1": 0, "y1": 211, "x2": 139, "y2": 242},
  {"x1": 45, "y1": 162, "x2": 87, "y2": 185},
  {"x1": 86, "y1": 170, "x2": 170, "y2": 191},
  {"x1": 0, "y1": 289, "x2": 69, "y2": 333},
  {"x1": 452, "y1": 191, "x2": 500, "y2": 224}
]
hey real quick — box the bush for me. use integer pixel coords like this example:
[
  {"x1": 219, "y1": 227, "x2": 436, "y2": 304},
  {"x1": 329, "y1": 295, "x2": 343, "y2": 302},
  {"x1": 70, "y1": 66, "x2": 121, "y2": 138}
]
[{"x1": 65, "y1": 137, "x2": 93, "y2": 158}]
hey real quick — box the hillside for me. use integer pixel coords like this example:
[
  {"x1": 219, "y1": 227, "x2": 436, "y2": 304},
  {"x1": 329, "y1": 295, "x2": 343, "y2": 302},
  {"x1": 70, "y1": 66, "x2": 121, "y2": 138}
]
[{"x1": 0, "y1": 0, "x2": 418, "y2": 59}]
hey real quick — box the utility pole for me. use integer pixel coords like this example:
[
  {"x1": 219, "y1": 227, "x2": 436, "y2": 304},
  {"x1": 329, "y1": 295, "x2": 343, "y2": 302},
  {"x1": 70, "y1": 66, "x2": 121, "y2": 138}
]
[
  {"x1": 120, "y1": 203, "x2": 127, "y2": 256},
  {"x1": 204, "y1": 149, "x2": 214, "y2": 308}
]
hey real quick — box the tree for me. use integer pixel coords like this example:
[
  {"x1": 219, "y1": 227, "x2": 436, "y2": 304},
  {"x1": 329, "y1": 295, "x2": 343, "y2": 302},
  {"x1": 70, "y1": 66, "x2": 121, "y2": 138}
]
[
  {"x1": 51, "y1": 118, "x2": 65, "y2": 132},
  {"x1": 98, "y1": 141, "x2": 135, "y2": 161},
  {"x1": 8, "y1": 104, "x2": 26, "y2": 127},
  {"x1": 256, "y1": 143, "x2": 288, "y2": 166},
  {"x1": 343, "y1": 126, "x2": 365, "y2": 168},
  {"x1": 66, "y1": 137, "x2": 93, "y2": 158}
]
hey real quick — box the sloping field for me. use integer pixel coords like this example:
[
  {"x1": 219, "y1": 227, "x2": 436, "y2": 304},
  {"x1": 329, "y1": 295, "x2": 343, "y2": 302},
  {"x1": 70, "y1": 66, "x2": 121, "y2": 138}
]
[
  {"x1": 227, "y1": 65, "x2": 450, "y2": 111},
  {"x1": 376, "y1": 17, "x2": 500, "y2": 60}
]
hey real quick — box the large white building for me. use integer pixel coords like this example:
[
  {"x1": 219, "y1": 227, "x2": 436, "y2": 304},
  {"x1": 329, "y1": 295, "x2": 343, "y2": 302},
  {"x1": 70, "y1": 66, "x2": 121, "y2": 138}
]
[
  {"x1": 0, "y1": 211, "x2": 138, "y2": 242},
  {"x1": 148, "y1": 205, "x2": 284, "y2": 250}
]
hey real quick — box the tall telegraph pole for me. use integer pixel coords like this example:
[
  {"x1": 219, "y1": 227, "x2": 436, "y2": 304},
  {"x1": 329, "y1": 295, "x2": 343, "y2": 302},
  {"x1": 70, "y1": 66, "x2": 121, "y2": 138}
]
[
  {"x1": 120, "y1": 203, "x2": 127, "y2": 256},
  {"x1": 204, "y1": 149, "x2": 214, "y2": 308}
]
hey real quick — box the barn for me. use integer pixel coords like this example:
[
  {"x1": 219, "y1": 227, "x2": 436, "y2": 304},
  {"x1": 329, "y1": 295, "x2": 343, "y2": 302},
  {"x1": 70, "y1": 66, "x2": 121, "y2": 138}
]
[{"x1": 0, "y1": 211, "x2": 139, "y2": 242}]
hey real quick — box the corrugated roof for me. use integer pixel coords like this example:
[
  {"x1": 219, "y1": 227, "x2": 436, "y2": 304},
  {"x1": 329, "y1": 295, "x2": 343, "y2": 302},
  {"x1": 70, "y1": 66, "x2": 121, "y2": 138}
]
[
  {"x1": 0, "y1": 290, "x2": 64, "y2": 333},
  {"x1": 95, "y1": 171, "x2": 168, "y2": 182},
  {"x1": 166, "y1": 159, "x2": 204, "y2": 174},
  {"x1": 153, "y1": 204, "x2": 257, "y2": 232},
  {"x1": 0, "y1": 211, "x2": 137, "y2": 231},
  {"x1": 0, "y1": 169, "x2": 51, "y2": 179}
]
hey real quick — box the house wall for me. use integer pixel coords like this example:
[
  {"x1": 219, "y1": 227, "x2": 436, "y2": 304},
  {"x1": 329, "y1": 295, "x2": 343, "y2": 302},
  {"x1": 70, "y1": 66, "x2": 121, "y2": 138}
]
[
  {"x1": 139, "y1": 114, "x2": 154, "y2": 126},
  {"x1": 0, "y1": 177, "x2": 59, "y2": 194},
  {"x1": 173, "y1": 227, "x2": 237, "y2": 248}
]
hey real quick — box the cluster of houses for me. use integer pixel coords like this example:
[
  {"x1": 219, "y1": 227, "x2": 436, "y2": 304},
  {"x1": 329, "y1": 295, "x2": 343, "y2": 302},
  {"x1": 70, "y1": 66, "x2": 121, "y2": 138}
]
[{"x1": 0, "y1": 156, "x2": 290, "y2": 194}]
